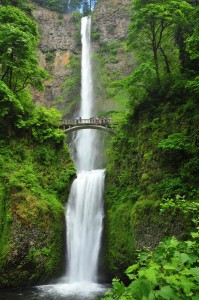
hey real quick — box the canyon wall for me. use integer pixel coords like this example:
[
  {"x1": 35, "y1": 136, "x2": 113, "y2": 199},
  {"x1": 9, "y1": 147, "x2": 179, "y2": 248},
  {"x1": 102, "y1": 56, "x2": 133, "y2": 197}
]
[{"x1": 32, "y1": 0, "x2": 133, "y2": 117}]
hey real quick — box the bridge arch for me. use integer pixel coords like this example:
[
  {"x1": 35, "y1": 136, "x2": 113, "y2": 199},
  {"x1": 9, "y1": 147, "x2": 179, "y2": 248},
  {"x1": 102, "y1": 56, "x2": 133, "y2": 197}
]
[
  {"x1": 62, "y1": 118, "x2": 116, "y2": 135},
  {"x1": 63, "y1": 124, "x2": 116, "y2": 135}
]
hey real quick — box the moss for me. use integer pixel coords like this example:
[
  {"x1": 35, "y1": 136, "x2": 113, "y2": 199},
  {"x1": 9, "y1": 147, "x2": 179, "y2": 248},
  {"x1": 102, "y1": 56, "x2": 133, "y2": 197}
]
[
  {"x1": 104, "y1": 201, "x2": 136, "y2": 280},
  {"x1": 0, "y1": 138, "x2": 75, "y2": 287},
  {"x1": 131, "y1": 199, "x2": 190, "y2": 250},
  {"x1": 104, "y1": 93, "x2": 199, "y2": 278},
  {"x1": 61, "y1": 54, "x2": 81, "y2": 118}
]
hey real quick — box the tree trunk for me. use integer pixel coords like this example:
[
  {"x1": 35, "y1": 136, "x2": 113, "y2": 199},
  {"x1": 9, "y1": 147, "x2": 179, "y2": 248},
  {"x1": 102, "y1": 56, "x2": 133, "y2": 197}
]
[{"x1": 160, "y1": 47, "x2": 171, "y2": 74}]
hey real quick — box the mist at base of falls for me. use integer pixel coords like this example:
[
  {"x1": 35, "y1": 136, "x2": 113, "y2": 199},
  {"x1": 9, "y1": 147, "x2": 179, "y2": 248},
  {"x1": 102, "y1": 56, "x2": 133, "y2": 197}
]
[{"x1": 0, "y1": 283, "x2": 109, "y2": 300}]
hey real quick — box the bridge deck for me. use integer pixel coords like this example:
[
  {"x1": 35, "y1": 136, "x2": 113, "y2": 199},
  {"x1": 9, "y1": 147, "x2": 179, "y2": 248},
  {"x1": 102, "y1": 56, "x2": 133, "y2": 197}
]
[
  {"x1": 62, "y1": 118, "x2": 116, "y2": 134},
  {"x1": 62, "y1": 118, "x2": 112, "y2": 126}
]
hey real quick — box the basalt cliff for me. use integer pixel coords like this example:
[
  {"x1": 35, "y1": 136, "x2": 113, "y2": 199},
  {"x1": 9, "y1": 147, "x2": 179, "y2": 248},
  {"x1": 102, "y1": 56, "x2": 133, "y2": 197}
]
[{"x1": 32, "y1": 0, "x2": 133, "y2": 117}]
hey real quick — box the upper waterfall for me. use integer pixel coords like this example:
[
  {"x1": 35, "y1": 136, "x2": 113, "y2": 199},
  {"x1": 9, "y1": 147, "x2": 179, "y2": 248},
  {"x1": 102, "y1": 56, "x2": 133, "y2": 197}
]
[
  {"x1": 72, "y1": 16, "x2": 100, "y2": 171},
  {"x1": 80, "y1": 17, "x2": 93, "y2": 118}
]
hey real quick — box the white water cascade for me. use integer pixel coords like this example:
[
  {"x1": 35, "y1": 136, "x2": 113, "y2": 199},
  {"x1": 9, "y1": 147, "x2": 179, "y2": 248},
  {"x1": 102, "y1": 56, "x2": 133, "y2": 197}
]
[
  {"x1": 37, "y1": 16, "x2": 106, "y2": 299},
  {"x1": 66, "y1": 16, "x2": 105, "y2": 284}
]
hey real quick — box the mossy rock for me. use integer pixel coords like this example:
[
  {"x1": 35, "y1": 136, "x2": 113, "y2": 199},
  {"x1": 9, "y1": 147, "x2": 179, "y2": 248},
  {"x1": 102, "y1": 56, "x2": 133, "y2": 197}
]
[
  {"x1": 103, "y1": 201, "x2": 136, "y2": 280},
  {"x1": 0, "y1": 138, "x2": 75, "y2": 287},
  {"x1": 0, "y1": 188, "x2": 65, "y2": 287},
  {"x1": 131, "y1": 199, "x2": 190, "y2": 250}
]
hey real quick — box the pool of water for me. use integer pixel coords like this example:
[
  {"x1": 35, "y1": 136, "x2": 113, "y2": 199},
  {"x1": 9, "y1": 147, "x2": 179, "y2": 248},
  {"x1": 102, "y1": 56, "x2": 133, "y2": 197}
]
[{"x1": 0, "y1": 282, "x2": 109, "y2": 300}]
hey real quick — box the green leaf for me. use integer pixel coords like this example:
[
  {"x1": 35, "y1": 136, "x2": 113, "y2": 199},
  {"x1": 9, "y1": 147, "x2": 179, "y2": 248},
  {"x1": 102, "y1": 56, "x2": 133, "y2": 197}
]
[
  {"x1": 126, "y1": 263, "x2": 139, "y2": 274},
  {"x1": 191, "y1": 232, "x2": 199, "y2": 239},
  {"x1": 180, "y1": 253, "x2": 192, "y2": 264},
  {"x1": 155, "y1": 286, "x2": 180, "y2": 300},
  {"x1": 129, "y1": 279, "x2": 152, "y2": 299},
  {"x1": 112, "y1": 278, "x2": 126, "y2": 296},
  {"x1": 163, "y1": 264, "x2": 177, "y2": 271},
  {"x1": 180, "y1": 276, "x2": 195, "y2": 295},
  {"x1": 189, "y1": 268, "x2": 199, "y2": 282},
  {"x1": 138, "y1": 269, "x2": 158, "y2": 285}
]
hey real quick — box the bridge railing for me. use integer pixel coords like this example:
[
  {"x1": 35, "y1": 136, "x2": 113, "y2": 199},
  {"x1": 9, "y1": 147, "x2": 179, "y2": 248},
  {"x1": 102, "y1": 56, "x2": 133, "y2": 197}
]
[{"x1": 62, "y1": 118, "x2": 113, "y2": 126}]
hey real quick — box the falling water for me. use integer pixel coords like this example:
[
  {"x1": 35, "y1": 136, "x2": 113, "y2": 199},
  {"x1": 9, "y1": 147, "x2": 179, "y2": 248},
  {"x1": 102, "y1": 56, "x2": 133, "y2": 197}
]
[
  {"x1": 66, "y1": 16, "x2": 105, "y2": 284},
  {"x1": 67, "y1": 170, "x2": 105, "y2": 282},
  {"x1": 73, "y1": 16, "x2": 99, "y2": 171},
  {"x1": 30, "y1": 16, "x2": 107, "y2": 300}
]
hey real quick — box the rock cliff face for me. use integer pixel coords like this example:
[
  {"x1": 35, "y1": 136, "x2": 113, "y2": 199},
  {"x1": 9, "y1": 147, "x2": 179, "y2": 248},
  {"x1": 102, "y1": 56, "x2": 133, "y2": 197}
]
[
  {"x1": 93, "y1": 0, "x2": 131, "y2": 44},
  {"x1": 33, "y1": 8, "x2": 77, "y2": 52},
  {"x1": 32, "y1": 7, "x2": 81, "y2": 108},
  {"x1": 32, "y1": 0, "x2": 133, "y2": 116},
  {"x1": 92, "y1": 0, "x2": 134, "y2": 114}
]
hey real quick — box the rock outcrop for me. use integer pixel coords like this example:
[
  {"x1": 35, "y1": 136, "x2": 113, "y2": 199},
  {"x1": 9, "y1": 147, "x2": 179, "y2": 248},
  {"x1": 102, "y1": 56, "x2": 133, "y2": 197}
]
[
  {"x1": 92, "y1": 0, "x2": 131, "y2": 44},
  {"x1": 32, "y1": 7, "x2": 81, "y2": 108}
]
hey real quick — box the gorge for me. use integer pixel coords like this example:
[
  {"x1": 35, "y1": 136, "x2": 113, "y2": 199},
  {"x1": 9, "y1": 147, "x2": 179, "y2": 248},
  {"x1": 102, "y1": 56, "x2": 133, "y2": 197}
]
[{"x1": 0, "y1": 0, "x2": 199, "y2": 299}]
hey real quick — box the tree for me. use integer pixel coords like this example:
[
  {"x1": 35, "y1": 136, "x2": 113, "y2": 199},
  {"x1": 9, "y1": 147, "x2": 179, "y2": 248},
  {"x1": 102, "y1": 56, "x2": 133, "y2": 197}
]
[
  {"x1": 82, "y1": 0, "x2": 90, "y2": 15},
  {"x1": 0, "y1": 6, "x2": 48, "y2": 94},
  {"x1": 31, "y1": 0, "x2": 98, "y2": 14},
  {"x1": 128, "y1": 0, "x2": 193, "y2": 81},
  {"x1": 186, "y1": 5, "x2": 199, "y2": 61},
  {"x1": 68, "y1": 0, "x2": 82, "y2": 12},
  {"x1": 0, "y1": 0, "x2": 29, "y2": 7}
]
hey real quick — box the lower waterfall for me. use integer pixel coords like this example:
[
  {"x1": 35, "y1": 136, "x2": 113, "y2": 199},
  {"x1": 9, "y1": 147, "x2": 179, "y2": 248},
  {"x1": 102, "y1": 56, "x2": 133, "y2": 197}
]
[{"x1": 67, "y1": 169, "x2": 105, "y2": 283}]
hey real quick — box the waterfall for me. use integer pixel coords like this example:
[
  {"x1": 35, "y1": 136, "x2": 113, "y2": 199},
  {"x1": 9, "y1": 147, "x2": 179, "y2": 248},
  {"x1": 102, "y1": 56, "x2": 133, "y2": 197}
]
[
  {"x1": 66, "y1": 16, "x2": 105, "y2": 283},
  {"x1": 67, "y1": 170, "x2": 105, "y2": 282},
  {"x1": 36, "y1": 16, "x2": 106, "y2": 300}
]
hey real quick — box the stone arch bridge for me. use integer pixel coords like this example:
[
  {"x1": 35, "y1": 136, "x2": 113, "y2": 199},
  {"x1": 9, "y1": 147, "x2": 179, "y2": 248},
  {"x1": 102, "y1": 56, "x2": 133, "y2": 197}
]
[{"x1": 62, "y1": 118, "x2": 116, "y2": 135}]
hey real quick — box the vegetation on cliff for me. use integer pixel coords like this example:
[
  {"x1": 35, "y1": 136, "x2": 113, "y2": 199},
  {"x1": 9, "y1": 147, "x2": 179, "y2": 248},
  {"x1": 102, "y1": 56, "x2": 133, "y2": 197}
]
[
  {"x1": 1, "y1": 0, "x2": 199, "y2": 295},
  {"x1": 32, "y1": 0, "x2": 99, "y2": 14},
  {"x1": 0, "y1": 5, "x2": 75, "y2": 287},
  {"x1": 103, "y1": 0, "x2": 199, "y2": 297}
]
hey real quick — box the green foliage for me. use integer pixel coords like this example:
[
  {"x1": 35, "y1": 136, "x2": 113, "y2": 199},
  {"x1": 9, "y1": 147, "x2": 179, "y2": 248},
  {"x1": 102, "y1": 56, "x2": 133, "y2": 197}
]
[
  {"x1": 33, "y1": 0, "x2": 70, "y2": 13},
  {"x1": 62, "y1": 54, "x2": 81, "y2": 117},
  {"x1": 91, "y1": 30, "x2": 100, "y2": 41},
  {"x1": 0, "y1": 81, "x2": 23, "y2": 120},
  {"x1": 185, "y1": 5, "x2": 199, "y2": 60},
  {"x1": 103, "y1": 231, "x2": 199, "y2": 299},
  {"x1": 0, "y1": 3, "x2": 76, "y2": 287},
  {"x1": 0, "y1": 137, "x2": 75, "y2": 286},
  {"x1": 158, "y1": 133, "x2": 193, "y2": 153},
  {"x1": 30, "y1": 106, "x2": 66, "y2": 143},
  {"x1": 160, "y1": 195, "x2": 199, "y2": 217},
  {"x1": 0, "y1": 0, "x2": 32, "y2": 14},
  {"x1": 93, "y1": 40, "x2": 132, "y2": 116},
  {"x1": 124, "y1": 0, "x2": 199, "y2": 116},
  {"x1": 104, "y1": 68, "x2": 199, "y2": 277},
  {"x1": 186, "y1": 76, "x2": 199, "y2": 93},
  {"x1": 129, "y1": 0, "x2": 193, "y2": 81},
  {"x1": 31, "y1": 0, "x2": 97, "y2": 14},
  {"x1": 70, "y1": 10, "x2": 82, "y2": 23},
  {"x1": 99, "y1": 41, "x2": 118, "y2": 55},
  {"x1": 45, "y1": 51, "x2": 55, "y2": 62},
  {"x1": 104, "y1": 201, "x2": 136, "y2": 278},
  {"x1": 0, "y1": 6, "x2": 48, "y2": 93}
]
